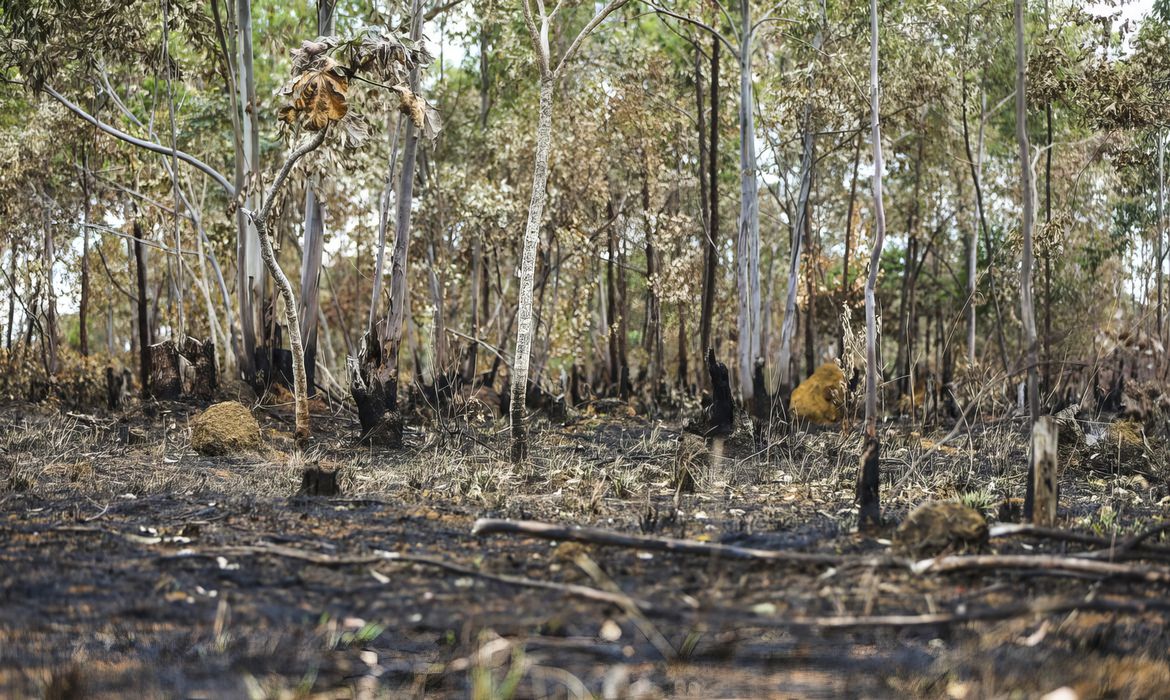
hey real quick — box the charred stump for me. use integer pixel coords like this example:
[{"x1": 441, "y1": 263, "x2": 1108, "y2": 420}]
[
  {"x1": 105, "y1": 367, "x2": 124, "y2": 410},
  {"x1": 298, "y1": 466, "x2": 341, "y2": 497},
  {"x1": 858, "y1": 433, "x2": 882, "y2": 530},
  {"x1": 686, "y1": 349, "x2": 735, "y2": 437},
  {"x1": 183, "y1": 337, "x2": 218, "y2": 400},
  {"x1": 347, "y1": 330, "x2": 402, "y2": 447},
  {"x1": 148, "y1": 341, "x2": 182, "y2": 400}
]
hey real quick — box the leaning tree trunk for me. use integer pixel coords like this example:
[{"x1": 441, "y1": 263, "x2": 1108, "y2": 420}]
[
  {"x1": 250, "y1": 129, "x2": 328, "y2": 447},
  {"x1": 511, "y1": 75, "x2": 555, "y2": 461},
  {"x1": 859, "y1": 0, "x2": 887, "y2": 530},
  {"x1": 1016, "y1": 0, "x2": 1041, "y2": 518}
]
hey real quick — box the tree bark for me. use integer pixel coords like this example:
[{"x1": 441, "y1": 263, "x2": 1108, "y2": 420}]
[
  {"x1": 251, "y1": 129, "x2": 329, "y2": 446},
  {"x1": 735, "y1": 0, "x2": 761, "y2": 409},
  {"x1": 699, "y1": 37, "x2": 720, "y2": 389},
  {"x1": 133, "y1": 221, "x2": 151, "y2": 398},
  {"x1": 839, "y1": 129, "x2": 862, "y2": 359},
  {"x1": 1016, "y1": 0, "x2": 1040, "y2": 517},
  {"x1": 511, "y1": 75, "x2": 556, "y2": 461},
  {"x1": 860, "y1": 0, "x2": 888, "y2": 529}
]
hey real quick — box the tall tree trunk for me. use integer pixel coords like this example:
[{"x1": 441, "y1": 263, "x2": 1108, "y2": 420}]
[
  {"x1": 895, "y1": 137, "x2": 924, "y2": 401},
  {"x1": 1159, "y1": 130, "x2": 1166, "y2": 349},
  {"x1": 643, "y1": 168, "x2": 663, "y2": 397},
  {"x1": 5, "y1": 249, "x2": 15, "y2": 350},
  {"x1": 1016, "y1": 0, "x2": 1041, "y2": 517},
  {"x1": 778, "y1": 123, "x2": 813, "y2": 395},
  {"x1": 79, "y1": 158, "x2": 91, "y2": 357},
  {"x1": 511, "y1": 75, "x2": 555, "y2": 460},
  {"x1": 859, "y1": 0, "x2": 888, "y2": 529},
  {"x1": 606, "y1": 198, "x2": 620, "y2": 388},
  {"x1": 960, "y1": 72, "x2": 1010, "y2": 372},
  {"x1": 133, "y1": 221, "x2": 150, "y2": 398},
  {"x1": 299, "y1": 186, "x2": 325, "y2": 393},
  {"x1": 40, "y1": 205, "x2": 59, "y2": 378},
  {"x1": 237, "y1": 0, "x2": 264, "y2": 380},
  {"x1": 778, "y1": 26, "x2": 823, "y2": 399},
  {"x1": 736, "y1": 0, "x2": 761, "y2": 410},
  {"x1": 298, "y1": 0, "x2": 335, "y2": 395},
  {"x1": 840, "y1": 129, "x2": 862, "y2": 359},
  {"x1": 1042, "y1": 0, "x2": 1054, "y2": 392},
  {"x1": 699, "y1": 36, "x2": 720, "y2": 386},
  {"x1": 252, "y1": 130, "x2": 329, "y2": 446}
]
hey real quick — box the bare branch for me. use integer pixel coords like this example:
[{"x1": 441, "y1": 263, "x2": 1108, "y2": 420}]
[{"x1": 43, "y1": 85, "x2": 236, "y2": 198}]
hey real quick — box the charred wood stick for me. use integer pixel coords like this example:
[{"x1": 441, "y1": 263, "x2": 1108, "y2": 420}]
[
  {"x1": 731, "y1": 595, "x2": 1170, "y2": 631},
  {"x1": 913, "y1": 553, "x2": 1170, "y2": 583},
  {"x1": 163, "y1": 544, "x2": 655, "y2": 610},
  {"x1": 472, "y1": 518, "x2": 893, "y2": 568},
  {"x1": 990, "y1": 523, "x2": 1170, "y2": 558}
]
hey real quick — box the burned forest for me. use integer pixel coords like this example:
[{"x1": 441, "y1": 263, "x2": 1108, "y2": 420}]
[{"x1": 2, "y1": 0, "x2": 1170, "y2": 697}]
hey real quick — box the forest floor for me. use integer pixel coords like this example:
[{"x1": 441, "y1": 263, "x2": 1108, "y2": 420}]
[{"x1": 1, "y1": 395, "x2": 1170, "y2": 699}]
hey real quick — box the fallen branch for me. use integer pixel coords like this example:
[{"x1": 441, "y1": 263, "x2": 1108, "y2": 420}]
[
  {"x1": 472, "y1": 518, "x2": 893, "y2": 567},
  {"x1": 164, "y1": 543, "x2": 656, "y2": 610},
  {"x1": 914, "y1": 553, "x2": 1170, "y2": 584},
  {"x1": 990, "y1": 522, "x2": 1170, "y2": 560},
  {"x1": 733, "y1": 595, "x2": 1170, "y2": 631}
]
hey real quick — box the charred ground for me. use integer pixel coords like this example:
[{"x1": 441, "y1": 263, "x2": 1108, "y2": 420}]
[{"x1": 1, "y1": 397, "x2": 1169, "y2": 699}]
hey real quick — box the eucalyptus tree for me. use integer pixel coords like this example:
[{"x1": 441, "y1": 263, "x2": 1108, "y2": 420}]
[
  {"x1": 858, "y1": 0, "x2": 887, "y2": 529},
  {"x1": 1015, "y1": 0, "x2": 1040, "y2": 517},
  {"x1": 509, "y1": 0, "x2": 632, "y2": 462}
]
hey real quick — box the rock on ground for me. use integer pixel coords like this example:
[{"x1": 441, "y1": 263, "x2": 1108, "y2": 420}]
[{"x1": 190, "y1": 401, "x2": 263, "y2": 456}]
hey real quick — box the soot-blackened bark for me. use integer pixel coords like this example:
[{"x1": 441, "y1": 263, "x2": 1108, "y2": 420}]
[
  {"x1": 348, "y1": 330, "x2": 402, "y2": 446},
  {"x1": 706, "y1": 348, "x2": 735, "y2": 436},
  {"x1": 149, "y1": 341, "x2": 182, "y2": 400},
  {"x1": 858, "y1": 434, "x2": 882, "y2": 529},
  {"x1": 133, "y1": 222, "x2": 151, "y2": 399}
]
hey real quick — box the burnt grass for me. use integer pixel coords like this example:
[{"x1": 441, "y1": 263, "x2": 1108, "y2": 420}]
[{"x1": 2, "y1": 397, "x2": 1170, "y2": 699}]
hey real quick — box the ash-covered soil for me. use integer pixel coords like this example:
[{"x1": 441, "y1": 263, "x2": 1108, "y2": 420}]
[{"x1": 1, "y1": 399, "x2": 1169, "y2": 698}]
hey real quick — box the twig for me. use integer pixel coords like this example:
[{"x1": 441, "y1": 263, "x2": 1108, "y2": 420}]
[{"x1": 472, "y1": 518, "x2": 895, "y2": 568}]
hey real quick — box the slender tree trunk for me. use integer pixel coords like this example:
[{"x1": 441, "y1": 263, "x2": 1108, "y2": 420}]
[
  {"x1": 860, "y1": 0, "x2": 887, "y2": 529},
  {"x1": 40, "y1": 205, "x2": 59, "y2": 377},
  {"x1": 699, "y1": 37, "x2": 720, "y2": 386},
  {"x1": 1042, "y1": 0, "x2": 1053, "y2": 392},
  {"x1": 133, "y1": 221, "x2": 150, "y2": 397},
  {"x1": 237, "y1": 0, "x2": 263, "y2": 379},
  {"x1": 606, "y1": 199, "x2": 620, "y2": 388},
  {"x1": 79, "y1": 160, "x2": 91, "y2": 357},
  {"x1": 778, "y1": 121, "x2": 814, "y2": 395},
  {"x1": 511, "y1": 75, "x2": 555, "y2": 461},
  {"x1": 840, "y1": 129, "x2": 862, "y2": 359},
  {"x1": 643, "y1": 169, "x2": 663, "y2": 397},
  {"x1": 736, "y1": 0, "x2": 761, "y2": 409},
  {"x1": 961, "y1": 72, "x2": 1010, "y2": 372},
  {"x1": 1158, "y1": 130, "x2": 1166, "y2": 348},
  {"x1": 895, "y1": 137, "x2": 923, "y2": 401},
  {"x1": 298, "y1": 0, "x2": 335, "y2": 394},
  {"x1": 1016, "y1": 0, "x2": 1041, "y2": 517},
  {"x1": 5, "y1": 249, "x2": 15, "y2": 350}
]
